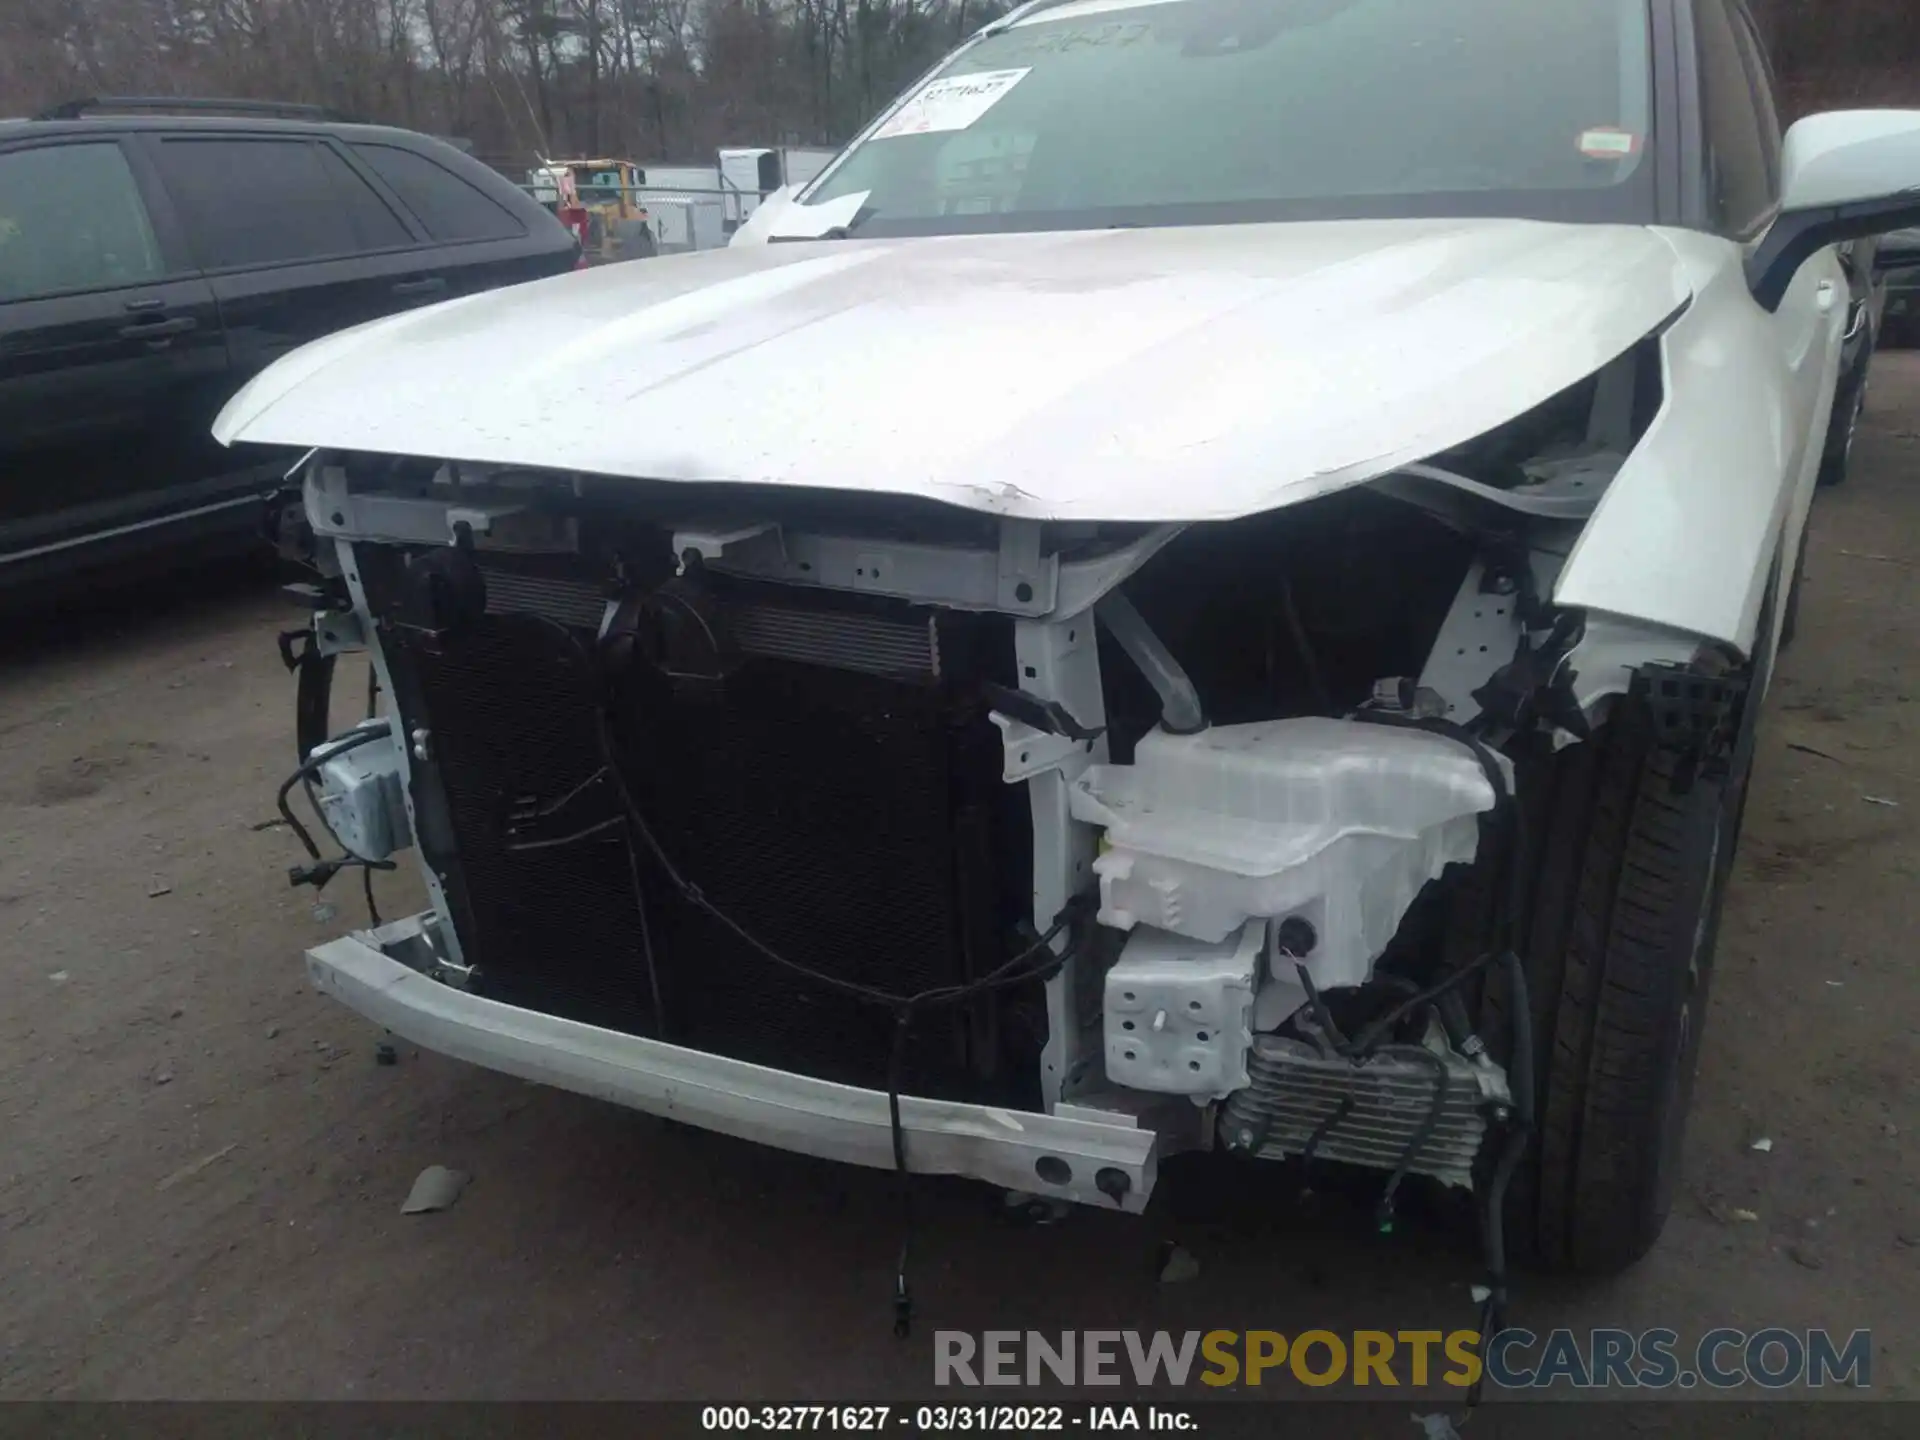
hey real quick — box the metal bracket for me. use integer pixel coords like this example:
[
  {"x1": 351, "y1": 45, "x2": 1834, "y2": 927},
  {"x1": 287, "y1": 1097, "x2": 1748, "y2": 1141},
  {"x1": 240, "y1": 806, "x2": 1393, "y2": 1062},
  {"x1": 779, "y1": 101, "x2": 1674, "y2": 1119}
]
[
  {"x1": 278, "y1": 611, "x2": 364, "y2": 676},
  {"x1": 1013, "y1": 615, "x2": 1110, "y2": 1109},
  {"x1": 671, "y1": 520, "x2": 780, "y2": 568},
  {"x1": 307, "y1": 466, "x2": 570, "y2": 551},
  {"x1": 991, "y1": 715, "x2": 1085, "y2": 784},
  {"x1": 1418, "y1": 547, "x2": 1580, "y2": 726},
  {"x1": 982, "y1": 683, "x2": 1104, "y2": 742},
  {"x1": 445, "y1": 505, "x2": 524, "y2": 542},
  {"x1": 314, "y1": 610, "x2": 366, "y2": 656},
  {"x1": 699, "y1": 527, "x2": 1060, "y2": 615},
  {"x1": 997, "y1": 519, "x2": 1047, "y2": 611},
  {"x1": 1418, "y1": 561, "x2": 1528, "y2": 723},
  {"x1": 322, "y1": 527, "x2": 470, "y2": 970}
]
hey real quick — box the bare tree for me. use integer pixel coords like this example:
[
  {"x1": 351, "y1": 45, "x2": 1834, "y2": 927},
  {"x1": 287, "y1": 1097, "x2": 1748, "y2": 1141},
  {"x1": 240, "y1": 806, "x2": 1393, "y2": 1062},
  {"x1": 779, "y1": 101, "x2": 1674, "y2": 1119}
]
[{"x1": 4, "y1": 0, "x2": 1908, "y2": 173}]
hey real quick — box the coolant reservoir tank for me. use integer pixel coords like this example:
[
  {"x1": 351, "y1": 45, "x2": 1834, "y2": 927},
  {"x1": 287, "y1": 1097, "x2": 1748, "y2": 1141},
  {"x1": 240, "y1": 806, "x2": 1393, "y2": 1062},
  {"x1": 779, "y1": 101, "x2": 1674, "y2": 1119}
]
[{"x1": 1068, "y1": 718, "x2": 1505, "y2": 989}]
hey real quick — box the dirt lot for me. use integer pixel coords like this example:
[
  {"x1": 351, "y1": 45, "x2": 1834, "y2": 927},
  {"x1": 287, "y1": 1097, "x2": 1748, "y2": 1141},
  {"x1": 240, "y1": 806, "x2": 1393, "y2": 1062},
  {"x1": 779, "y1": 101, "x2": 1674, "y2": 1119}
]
[{"x1": 3, "y1": 359, "x2": 1918, "y2": 1408}]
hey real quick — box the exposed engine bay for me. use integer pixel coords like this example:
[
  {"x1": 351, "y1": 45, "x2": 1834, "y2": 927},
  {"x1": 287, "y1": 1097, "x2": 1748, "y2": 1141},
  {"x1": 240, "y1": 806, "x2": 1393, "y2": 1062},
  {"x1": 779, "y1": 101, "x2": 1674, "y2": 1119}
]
[{"x1": 272, "y1": 332, "x2": 1738, "y2": 1331}]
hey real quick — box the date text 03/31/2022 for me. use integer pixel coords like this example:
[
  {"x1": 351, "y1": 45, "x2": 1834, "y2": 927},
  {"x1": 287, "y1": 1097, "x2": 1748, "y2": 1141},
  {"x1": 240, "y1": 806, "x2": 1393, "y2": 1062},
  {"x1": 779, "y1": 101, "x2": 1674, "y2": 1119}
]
[{"x1": 701, "y1": 1407, "x2": 1196, "y2": 1432}]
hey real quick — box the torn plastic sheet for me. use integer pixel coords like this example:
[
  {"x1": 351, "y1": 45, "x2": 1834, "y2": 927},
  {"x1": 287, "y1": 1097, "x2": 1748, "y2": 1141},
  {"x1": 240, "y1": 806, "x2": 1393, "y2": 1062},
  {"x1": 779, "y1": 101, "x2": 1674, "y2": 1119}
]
[
  {"x1": 1069, "y1": 718, "x2": 1506, "y2": 989},
  {"x1": 753, "y1": 188, "x2": 872, "y2": 241}
]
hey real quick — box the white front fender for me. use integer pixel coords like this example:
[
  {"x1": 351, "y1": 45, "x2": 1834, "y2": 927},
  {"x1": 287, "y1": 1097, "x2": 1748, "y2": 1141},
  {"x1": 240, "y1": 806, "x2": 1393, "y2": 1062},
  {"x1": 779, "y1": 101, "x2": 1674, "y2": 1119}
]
[{"x1": 1554, "y1": 229, "x2": 1844, "y2": 655}]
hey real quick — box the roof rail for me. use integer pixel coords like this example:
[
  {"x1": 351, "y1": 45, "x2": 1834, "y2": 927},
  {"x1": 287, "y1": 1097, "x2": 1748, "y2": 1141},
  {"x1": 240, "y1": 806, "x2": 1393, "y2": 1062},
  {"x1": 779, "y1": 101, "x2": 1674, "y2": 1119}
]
[{"x1": 33, "y1": 96, "x2": 357, "y2": 123}]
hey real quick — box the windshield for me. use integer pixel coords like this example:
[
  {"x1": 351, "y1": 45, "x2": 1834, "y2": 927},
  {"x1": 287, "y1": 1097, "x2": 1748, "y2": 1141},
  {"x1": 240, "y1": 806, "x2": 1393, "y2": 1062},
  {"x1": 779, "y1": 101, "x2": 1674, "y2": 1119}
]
[{"x1": 804, "y1": 0, "x2": 1656, "y2": 236}]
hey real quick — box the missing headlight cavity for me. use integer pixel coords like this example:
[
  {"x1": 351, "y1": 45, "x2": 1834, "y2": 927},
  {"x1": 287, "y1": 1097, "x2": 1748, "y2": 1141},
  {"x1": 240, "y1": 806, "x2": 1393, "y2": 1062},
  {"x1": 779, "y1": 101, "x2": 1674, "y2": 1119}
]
[
  {"x1": 1425, "y1": 333, "x2": 1664, "y2": 489},
  {"x1": 1103, "y1": 487, "x2": 1479, "y2": 758}
]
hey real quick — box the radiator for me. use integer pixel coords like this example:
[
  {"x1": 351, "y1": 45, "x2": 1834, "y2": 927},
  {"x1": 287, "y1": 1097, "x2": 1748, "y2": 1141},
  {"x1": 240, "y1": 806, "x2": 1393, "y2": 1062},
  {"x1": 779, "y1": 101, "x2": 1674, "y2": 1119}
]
[{"x1": 364, "y1": 547, "x2": 1035, "y2": 1103}]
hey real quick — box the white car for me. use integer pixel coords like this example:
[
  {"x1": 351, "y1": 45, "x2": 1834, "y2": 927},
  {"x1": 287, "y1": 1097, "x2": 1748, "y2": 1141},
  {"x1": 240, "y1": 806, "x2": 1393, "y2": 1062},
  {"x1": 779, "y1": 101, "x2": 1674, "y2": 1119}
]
[{"x1": 219, "y1": 0, "x2": 1920, "y2": 1322}]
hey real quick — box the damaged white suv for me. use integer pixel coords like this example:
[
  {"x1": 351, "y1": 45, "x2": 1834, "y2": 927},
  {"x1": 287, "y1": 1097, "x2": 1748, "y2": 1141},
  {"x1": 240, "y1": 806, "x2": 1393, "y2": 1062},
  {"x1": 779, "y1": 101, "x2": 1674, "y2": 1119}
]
[{"x1": 223, "y1": 0, "x2": 1920, "y2": 1323}]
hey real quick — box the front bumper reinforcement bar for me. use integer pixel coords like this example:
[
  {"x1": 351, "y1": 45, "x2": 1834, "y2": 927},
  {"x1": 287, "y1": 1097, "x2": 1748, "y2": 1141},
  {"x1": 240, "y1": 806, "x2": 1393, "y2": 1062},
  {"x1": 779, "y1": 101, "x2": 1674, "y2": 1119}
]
[{"x1": 308, "y1": 914, "x2": 1158, "y2": 1212}]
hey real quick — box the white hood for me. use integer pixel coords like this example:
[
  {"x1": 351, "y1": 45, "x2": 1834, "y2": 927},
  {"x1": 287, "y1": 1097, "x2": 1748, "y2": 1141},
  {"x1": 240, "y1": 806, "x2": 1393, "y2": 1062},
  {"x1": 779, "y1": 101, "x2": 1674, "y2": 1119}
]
[{"x1": 214, "y1": 218, "x2": 1691, "y2": 523}]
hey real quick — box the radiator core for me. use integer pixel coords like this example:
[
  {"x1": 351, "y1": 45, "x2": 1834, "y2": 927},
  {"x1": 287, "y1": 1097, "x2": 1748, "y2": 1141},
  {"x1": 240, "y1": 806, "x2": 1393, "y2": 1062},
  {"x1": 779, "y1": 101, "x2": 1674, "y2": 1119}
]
[{"x1": 363, "y1": 547, "x2": 1035, "y2": 1103}]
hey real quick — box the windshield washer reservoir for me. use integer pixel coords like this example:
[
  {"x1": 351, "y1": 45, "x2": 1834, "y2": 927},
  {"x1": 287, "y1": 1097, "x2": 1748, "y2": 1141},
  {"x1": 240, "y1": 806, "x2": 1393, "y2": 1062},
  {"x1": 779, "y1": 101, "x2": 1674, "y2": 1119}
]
[{"x1": 1069, "y1": 718, "x2": 1505, "y2": 989}]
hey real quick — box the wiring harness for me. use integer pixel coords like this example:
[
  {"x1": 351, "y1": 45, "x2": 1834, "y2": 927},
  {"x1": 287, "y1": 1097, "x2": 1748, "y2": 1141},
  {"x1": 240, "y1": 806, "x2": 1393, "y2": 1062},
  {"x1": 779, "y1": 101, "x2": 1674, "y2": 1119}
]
[
  {"x1": 277, "y1": 720, "x2": 399, "y2": 923},
  {"x1": 1350, "y1": 709, "x2": 1534, "y2": 1414},
  {"x1": 300, "y1": 585, "x2": 1533, "y2": 1353},
  {"x1": 530, "y1": 613, "x2": 1094, "y2": 1339}
]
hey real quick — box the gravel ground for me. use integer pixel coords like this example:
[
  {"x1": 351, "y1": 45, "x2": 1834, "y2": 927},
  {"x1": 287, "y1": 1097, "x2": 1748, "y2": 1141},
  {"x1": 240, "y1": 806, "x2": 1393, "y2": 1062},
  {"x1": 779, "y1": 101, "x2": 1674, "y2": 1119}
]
[{"x1": 2, "y1": 356, "x2": 1917, "y2": 1408}]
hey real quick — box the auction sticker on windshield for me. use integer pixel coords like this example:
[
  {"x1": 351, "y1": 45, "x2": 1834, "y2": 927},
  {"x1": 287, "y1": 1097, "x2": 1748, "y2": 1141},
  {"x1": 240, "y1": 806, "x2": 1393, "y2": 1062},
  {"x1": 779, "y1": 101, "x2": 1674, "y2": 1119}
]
[
  {"x1": 872, "y1": 69, "x2": 1031, "y2": 140},
  {"x1": 1578, "y1": 126, "x2": 1642, "y2": 159}
]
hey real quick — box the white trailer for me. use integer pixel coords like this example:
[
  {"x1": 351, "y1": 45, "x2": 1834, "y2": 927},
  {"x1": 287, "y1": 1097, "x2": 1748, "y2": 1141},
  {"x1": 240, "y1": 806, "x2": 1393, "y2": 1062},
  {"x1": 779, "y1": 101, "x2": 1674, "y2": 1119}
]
[
  {"x1": 644, "y1": 194, "x2": 728, "y2": 254},
  {"x1": 716, "y1": 147, "x2": 839, "y2": 226}
]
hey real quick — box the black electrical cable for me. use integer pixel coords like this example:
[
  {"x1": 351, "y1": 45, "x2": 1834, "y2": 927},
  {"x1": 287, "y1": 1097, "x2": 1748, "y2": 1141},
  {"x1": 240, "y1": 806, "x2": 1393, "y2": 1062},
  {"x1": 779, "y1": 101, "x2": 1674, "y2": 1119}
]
[
  {"x1": 886, "y1": 1009, "x2": 918, "y2": 1338},
  {"x1": 1338, "y1": 710, "x2": 1524, "y2": 1054},
  {"x1": 295, "y1": 756, "x2": 402, "y2": 875},
  {"x1": 504, "y1": 816, "x2": 626, "y2": 852},
  {"x1": 1436, "y1": 987, "x2": 1479, "y2": 1053},
  {"x1": 1294, "y1": 1095, "x2": 1354, "y2": 1196},
  {"x1": 1342, "y1": 950, "x2": 1500, "y2": 1058},
  {"x1": 297, "y1": 774, "x2": 327, "y2": 855},
  {"x1": 364, "y1": 660, "x2": 383, "y2": 925},
  {"x1": 302, "y1": 763, "x2": 385, "y2": 865},
  {"x1": 1292, "y1": 960, "x2": 1349, "y2": 1051},
  {"x1": 1470, "y1": 948, "x2": 1535, "y2": 1410},
  {"x1": 275, "y1": 723, "x2": 398, "y2": 873},
  {"x1": 278, "y1": 775, "x2": 324, "y2": 862},
  {"x1": 603, "y1": 699, "x2": 1079, "y2": 1010},
  {"x1": 1349, "y1": 707, "x2": 1536, "y2": 1416},
  {"x1": 1279, "y1": 571, "x2": 1333, "y2": 714},
  {"x1": 513, "y1": 766, "x2": 610, "y2": 823},
  {"x1": 620, "y1": 819, "x2": 671, "y2": 1048},
  {"x1": 525, "y1": 611, "x2": 1090, "y2": 1337},
  {"x1": 284, "y1": 639, "x2": 387, "y2": 921},
  {"x1": 537, "y1": 612, "x2": 1080, "y2": 1013},
  {"x1": 1372, "y1": 1038, "x2": 1450, "y2": 1234}
]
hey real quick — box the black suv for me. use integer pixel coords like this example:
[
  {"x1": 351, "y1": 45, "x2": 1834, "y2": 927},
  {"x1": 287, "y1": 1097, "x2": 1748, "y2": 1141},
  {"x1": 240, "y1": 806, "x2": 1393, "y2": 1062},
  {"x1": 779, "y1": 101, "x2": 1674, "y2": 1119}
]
[{"x1": 0, "y1": 98, "x2": 578, "y2": 594}]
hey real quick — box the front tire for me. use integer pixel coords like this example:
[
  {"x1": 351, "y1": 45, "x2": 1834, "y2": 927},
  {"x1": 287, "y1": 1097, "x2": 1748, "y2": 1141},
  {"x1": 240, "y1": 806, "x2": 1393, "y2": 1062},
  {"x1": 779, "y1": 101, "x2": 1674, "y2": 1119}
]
[{"x1": 1483, "y1": 681, "x2": 1757, "y2": 1275}]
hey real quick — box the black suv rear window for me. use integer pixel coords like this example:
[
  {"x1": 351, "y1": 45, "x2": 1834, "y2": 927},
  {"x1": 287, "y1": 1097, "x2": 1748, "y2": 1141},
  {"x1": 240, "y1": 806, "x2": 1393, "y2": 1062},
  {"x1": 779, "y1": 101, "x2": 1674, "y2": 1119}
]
[
  {"x1": 351, "y1": 143, "x2": 523, "y2": 243},
  {"x1": 155, "y1": 137, "x2": 412, "y2": 269}
]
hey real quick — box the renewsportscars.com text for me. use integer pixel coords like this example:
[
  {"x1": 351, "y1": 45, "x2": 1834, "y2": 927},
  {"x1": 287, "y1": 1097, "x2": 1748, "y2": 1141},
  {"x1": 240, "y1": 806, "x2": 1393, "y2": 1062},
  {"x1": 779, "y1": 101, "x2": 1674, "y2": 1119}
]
[{"x1": 933, "y1": 1328, "x2": 1871, "y2": 1390}]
